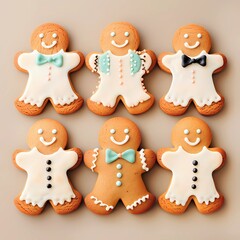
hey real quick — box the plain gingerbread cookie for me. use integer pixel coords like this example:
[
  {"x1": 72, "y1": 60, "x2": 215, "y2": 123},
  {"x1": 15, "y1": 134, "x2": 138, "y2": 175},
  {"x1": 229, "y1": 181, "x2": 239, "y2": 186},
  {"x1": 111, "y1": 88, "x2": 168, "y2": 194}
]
[
  {"x1": 86, "y1": 22, "x2": 156, "y2": 116},
  {"x1": 15, "y1": 23, "x2": 84, "y2": 116},
  {"x1": 157, "y1": 117, "x2": 226, "y2": 214},
  {"x1": 158, "y1": 24, "x2": 227, "y2": 116},
  {"x1": 84, "y1": 117, "x2": 156, "y2": 214},
  {"x1": 13, "y1": 119, "x2": 82, "y2": 215}
]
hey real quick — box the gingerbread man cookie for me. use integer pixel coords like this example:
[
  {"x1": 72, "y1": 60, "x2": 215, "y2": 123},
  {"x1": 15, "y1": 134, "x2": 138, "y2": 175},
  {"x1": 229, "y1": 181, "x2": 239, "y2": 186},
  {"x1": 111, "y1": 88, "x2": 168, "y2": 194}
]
[
  {"x1": 158, "y1": 117, "x2": 226, "y2": 214},
  {"x1": 84, "y1": 117, "x2": 156, "y2": 214},
  {"x1": 13, "y1": 119, "x2": 82, "y2": 215},
  {"x1": 158, "y1": 24, "x2": 227, "y2": 116},
  {"x1": 15, "y1": 23, "x2": 84, "y2": 116},
  {"x1": 86, "y1": 22, "x2": 156, "y2": 115}
]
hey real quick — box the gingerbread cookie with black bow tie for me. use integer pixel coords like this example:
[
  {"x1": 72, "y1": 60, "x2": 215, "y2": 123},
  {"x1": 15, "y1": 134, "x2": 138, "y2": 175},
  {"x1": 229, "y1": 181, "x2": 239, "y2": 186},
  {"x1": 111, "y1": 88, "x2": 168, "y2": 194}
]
[
  {"x1": 14, "y1": 23, "x2": 84, "y2": 116},
  {"x1": 158, "y1": 24, "x2": 227, "y2": 116},
  {"x1": 84, "y1": 117, "x2": 156, "y2": 215}
]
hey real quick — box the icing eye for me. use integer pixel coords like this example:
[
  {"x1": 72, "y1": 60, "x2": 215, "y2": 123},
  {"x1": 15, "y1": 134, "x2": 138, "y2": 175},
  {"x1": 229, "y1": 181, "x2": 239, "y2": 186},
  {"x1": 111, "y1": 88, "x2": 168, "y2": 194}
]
[
  {"x1": 52, "y1": 33, "x2": 57, "y2": 38},
  {"x1": 52, "y1": 129, "x2": 57, "y2": 134},
  {"x1": 184, "y1": 34, "x2": 189, "y2": 39},
  {"x1": 38, "y1": 128, "x2": 43, "y2": 134},
  {"x1": 39, "y1": 33, "x2": 44, "y2": 39},
  {"x1": 196, "y1": 129, "x2": 201, "y2": 134},
  {"x1": 197, "y1": 33, "x2": 202, "y2": 38},
  {"x1": 184, "y1": 129, "x2": 189, "y2": 135},
  {"x1": 124, "y1": 32, "x2": 130, "y2": 37},
  {"x1": 110, "y1": 32, "x2": 116, "y2": 37},
  {"x1": 110, "y1": 129, "x2": 116, "y2": 134},
  {"x1": 124, "y1": 128, "x2": 129, "y2": 134}
]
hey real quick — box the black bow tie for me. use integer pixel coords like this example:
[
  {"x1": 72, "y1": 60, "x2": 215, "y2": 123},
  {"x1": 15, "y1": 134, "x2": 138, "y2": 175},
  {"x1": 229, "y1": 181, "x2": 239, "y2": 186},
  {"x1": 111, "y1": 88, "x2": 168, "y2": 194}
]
[{"x1": 182, "y1": 54, "x2": 207, "y2": 68}]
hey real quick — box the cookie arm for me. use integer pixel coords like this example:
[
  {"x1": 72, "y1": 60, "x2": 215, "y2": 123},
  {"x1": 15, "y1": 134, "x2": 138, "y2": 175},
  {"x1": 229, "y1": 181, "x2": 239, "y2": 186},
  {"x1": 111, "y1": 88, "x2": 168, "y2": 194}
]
[
  {"x1": 14, "y1": 51, "x2": 28, "y2": 73},
  {"x1": 157, "y1": 148, "x2": 173, "y2": 170},
  {"x1": 136, "y1": 149, "x2": 156, "y2": 173},
  {"x1": 68, "y1": 147, "x2": 82, "y2": 170},
  {"x1": 209, "y1": 147, "x2": 226, "y2": 169},
  {"x1": 86, "y1": 52, "x2": 101, "y2": 73},
  {"x1": 213, "y1": 53, "x2": 227, "y2": 74},
  {"x1": 158, "y1": 52, "x2": 173, "y2": 74},
  {"x1": 142, "y1": 50, "x2": 156, "y2": 73},
  {"x1": 13, "y1": 149, "x2": 26, "y2": 170},
  {"x1": 69, "y1": 51, "x2": 85, "y2": 73},
  {"x1": 84, "y1": 148, "x2": 102, "y2": 173}
]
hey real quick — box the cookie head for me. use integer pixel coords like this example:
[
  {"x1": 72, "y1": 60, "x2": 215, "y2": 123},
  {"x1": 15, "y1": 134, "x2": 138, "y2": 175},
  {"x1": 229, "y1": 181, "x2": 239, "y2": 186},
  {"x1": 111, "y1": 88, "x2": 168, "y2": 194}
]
[
  {"x1": 100, "y1": 22, "x2": 140, "y2": 55},
  {"x1": 31, "y1": 23, "x2": 69, "y2": 55},
  {"x1": 171, "y1": 117, "x2": 212, "y2": 153},
  {"x1": 98, "y1": 117, "x2": 141, "y2": 152},
  {"x1": 27, "y1": 119, "x2": 68, "y2": 154},
  {"x1": 173, "y1": 24, "x2": 211, "y2": 56}
]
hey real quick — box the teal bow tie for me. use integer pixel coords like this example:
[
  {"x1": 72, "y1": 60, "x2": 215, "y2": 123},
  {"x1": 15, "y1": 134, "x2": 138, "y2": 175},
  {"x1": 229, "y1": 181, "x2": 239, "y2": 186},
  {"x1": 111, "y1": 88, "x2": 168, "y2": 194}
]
[
  {"x1": 106, "y1": 148, "x2": 135, "y2": 164},
  {"x1": 36, "y1": 54, "x2": 63, "y2": 67}
]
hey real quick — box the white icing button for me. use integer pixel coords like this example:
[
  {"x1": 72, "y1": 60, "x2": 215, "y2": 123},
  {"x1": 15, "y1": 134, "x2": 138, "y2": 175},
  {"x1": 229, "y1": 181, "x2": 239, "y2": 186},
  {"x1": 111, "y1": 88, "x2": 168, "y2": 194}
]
[
  {"x1": 110, "y1": 32, "x2": 116, "y2": 37},
  {"x1": 52, "y1": 129, "x2": 57, "y2": 134},
  {"x1": 117, "y1": 172, "x2": 122, "y2": 178},
  {"x1": 184, "y1": 33, "x2": 189, "y2": 39},
  {"x1": 37, "y1": 128, "x2": 43, "y2": 134},
  {"x1": 196, "y1": 129, "x2": 201, "y2": 134},
  {"x1": 124, "y1": 31, "x2": 130, "y2": 37},
  {"x1": 184, "y1": 129, "x2": 189, "y2": 135},
  {"x1": 116, "y1": 181, "x2": 122, "y2": 187},
  {"x1": 110, "y1": 129, "x2": 116, "y2": 134},
  {"x1": 124, "y1": 128, "x2": 129, "y2": 134},
  {"x1": 116, "y1": 164, "x2": 122, "y2": 169}
]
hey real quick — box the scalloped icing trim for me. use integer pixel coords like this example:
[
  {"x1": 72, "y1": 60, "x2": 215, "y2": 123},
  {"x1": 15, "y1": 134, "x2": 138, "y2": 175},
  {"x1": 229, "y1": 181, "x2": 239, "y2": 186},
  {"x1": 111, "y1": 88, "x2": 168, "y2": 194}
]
[
  {"x1": 140, "y1": 149, "x2": 149, "y2": 171},
  {"x1": 126, "y1": 194, "x2": 149, "y2": 210},
  {"x1": 91, "y1": 148, "x2": 99, "y2": 172},
  {"x1": 90, "y1": 196, "x2": 114, "y2": 211}
]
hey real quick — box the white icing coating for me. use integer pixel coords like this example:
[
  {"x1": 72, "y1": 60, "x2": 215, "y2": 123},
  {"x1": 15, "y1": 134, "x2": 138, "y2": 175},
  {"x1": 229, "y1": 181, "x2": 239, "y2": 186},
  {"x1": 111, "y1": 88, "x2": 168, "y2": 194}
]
[
  {"x1": 111, "y1": 40, "x2": 129, "y2": 48},
  {"x1": 39, "y1": 136, "x2": 56, "y2": 146},
  {"x1": 52, "y1": 33, "x2": 57, "y2": 38},
  {"x1": 90, "y1": 196, "x2": 114, "y2": 211},
  {"x1": 18, "y1": 49, "x2": 80, "y2": 107},
  {"x1": 39, "y1": 33, "x2": 44, "y2": 39},
  {"x1": 16, "y1": 147, "x2": 78, "y2": 207},
  {"x1": 89, "y1": 50, "x2": 152, "y2": 107},
  {"x1": 124, "y1": 32, "x2": 130, "y2": 37},
  {"x1": 110, "y1": 129, "x2": 116, "y2": 134},
  {"x1": 184, "y1": 129, "x2": 189, "y2": 135},
  {"x1": 162, "y1": 146, "x2": 222, "y2": 206},
  {"x1": 197, "y1": 33, "x2": 202, "y2": 38},
  {"x1": 196, "y1": 128, "x2": 201, "y2": 134},
  {"x1": 124, "y1": 128, "x2": 129, "y2": 134},
  {"x1": 91, "y1": 148, "x2": 99, "y2": 172},
  {"x1": 184, "y1": 34, "x2": 189, "y2": 39},
  {"x1": 41, "y1": 40, "x2": 57, "y2": 49},
  {"x1": 184, "y1": 137, "x2": 201, "y2": 146},
  {"x1": 162, "y1": 50, "x2": 223, "y2": 107},
  {"x1": 110, "y1": 32, "x2": 116, "y2": 37},
  {"x1": 38, "y1": 128, "x2": 43, "y2": 134},
  {"x1": 184, "y1": 41, "x2": 200, "y2": 49},
  {"x1": 52, "y1": 129, "x2": 57, "y2": 134},
  {"x1": 110, "y1": 135, "x2": 129, "y2": 145},
  {"x1": 126, "y1": 194, "x2": 149, "y2": 210},
  {"x1": 139, "y1": 149, "x2": 149, "y2": 171}
]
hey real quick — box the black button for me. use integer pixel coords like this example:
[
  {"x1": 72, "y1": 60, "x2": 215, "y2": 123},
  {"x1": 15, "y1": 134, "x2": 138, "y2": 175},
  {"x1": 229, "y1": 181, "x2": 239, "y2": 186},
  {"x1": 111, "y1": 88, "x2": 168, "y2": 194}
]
[
  {"x1": 46, "y1": 167, "x2": 51, "y2": 172},
  {"x1": 46, "y1": 160, "x2": 52, "y2": 165},
  {"x1": 191, "y1": 184, "x2": 197, "y2": 189},
  {"x1": 192, "y1": 160, "x2": 198, "y2": 166},
  {"x1": 47, "y1": 176, "x2": 52, "y2": 180},
  {"x1": 193, "y1": 168, "x2": 198, "y2": 173},
  {"x1": 47, "y1": 184, "x2": 52, "y2": 188},
  {"x1": 192, "y1": 176, "x2": 198, "y2": 181}
]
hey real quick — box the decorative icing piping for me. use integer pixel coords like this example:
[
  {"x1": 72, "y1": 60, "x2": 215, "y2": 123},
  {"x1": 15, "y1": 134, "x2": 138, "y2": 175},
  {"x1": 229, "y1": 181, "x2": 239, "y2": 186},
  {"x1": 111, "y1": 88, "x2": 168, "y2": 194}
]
[
  {"x1": 139, "y1": 149, "x2": 149, "y2": 171},
  {"x1": 39, "y1": 136, "x2": 56, "y2": 146},
  {"x1": 184, "y1": 41, "x2": 200, "y2": 49},
  {"x1": 91, "y1": 148, "x2": 99, "y2": 172},
  {"x1": 41, "y1": 40, "x2": 57, "y2": 49},
  {"x1": 184, "y1": 137, "x2": 201, "y2": 146},
  {"x1": 111, "y1": 39, "x2": 129, "y2": 48},
  {"x1": 126, "y1": 194, "x2": 149, "y2": 210},
  {"x1": 90, "y1": 196, "x2": 114, "y2": 211},
  {"x1": 110, "y1": 135, "x2": 129, "y2": 145}
]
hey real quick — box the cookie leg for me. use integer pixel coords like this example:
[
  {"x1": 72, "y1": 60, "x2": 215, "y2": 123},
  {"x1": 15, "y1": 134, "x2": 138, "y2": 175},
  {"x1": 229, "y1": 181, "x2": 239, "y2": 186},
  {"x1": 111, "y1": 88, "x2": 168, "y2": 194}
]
[
  {"x1": 158, "y1": 193, "x2": 190, "y2": 214},
  {"x1": 195, "y1": 97, "x2": 224, "y2": 116},
  {"x1": 194, "y1": 195, "x2": 224, "y2": 214},
  {"x1": 87, "y1": 99, "x2": 117, "y2": 116},
  {"x1": 52, "y1": 95, "x2": 84, "y2": 115},
  {"x1": 124, "y1": 93, "x2": 155, "y2": 115},
  {"x1": 84, "y1": 193, "x2": 118, "y2": 215},
  {"x1": 123, "y1": 192, "x2": 155, "y2": 214},
  {"x1": 159, "y1": 97, "x2": 189, "y2": 116},
  {"x1": 50, "y1": 189, "x2": 82, "y2": 214},
  {"x1": 15, "y1": 99, "x2": 47, "y2": 116},
  {"x1": 14, "y1": 195, "x2": 44, "y2": 215}
]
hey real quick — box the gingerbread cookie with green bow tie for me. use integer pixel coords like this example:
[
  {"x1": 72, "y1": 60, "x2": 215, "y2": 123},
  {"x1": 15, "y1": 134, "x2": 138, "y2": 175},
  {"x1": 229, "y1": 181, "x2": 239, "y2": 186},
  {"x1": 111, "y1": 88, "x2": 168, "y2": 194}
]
[
  {"x1": 84, "y1": 117, "x2": 156, "y2": 215},
  {"x1": 14, "y1": 23, "x2": 84, "y2": 116}
]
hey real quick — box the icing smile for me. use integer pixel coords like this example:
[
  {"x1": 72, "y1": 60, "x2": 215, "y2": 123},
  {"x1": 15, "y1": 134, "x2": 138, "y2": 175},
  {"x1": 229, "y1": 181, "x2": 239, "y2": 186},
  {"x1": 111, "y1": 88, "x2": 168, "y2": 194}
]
[
  {"x1": 41, "y1": 40, "x2": 57, "y2": 49},
  {"x1": 111, "y1": 39, "x2": 129, "y2": 48},
  {"x1": 39, "y1": 136, "x2": 57, "y2": 146},
  {"x1": 184, "y1": 137, "x2": 201, "y2": 146},
  {"x1": 110, "y1": 135, "x2": 130, "y2": 145},
  {"x1": 184, "y1": 41, "x2": 200, "y2": 49}
]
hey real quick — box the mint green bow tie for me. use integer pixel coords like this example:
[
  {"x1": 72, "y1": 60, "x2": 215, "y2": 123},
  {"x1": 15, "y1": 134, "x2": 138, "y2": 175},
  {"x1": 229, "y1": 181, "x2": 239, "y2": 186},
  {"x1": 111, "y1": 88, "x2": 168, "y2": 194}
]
[
  {"x1": 36, "y1": 54, "x2": 63, "y2": 67},
  {"x1": 105, "y1": 148, "x2": 135, "y2": 164}
]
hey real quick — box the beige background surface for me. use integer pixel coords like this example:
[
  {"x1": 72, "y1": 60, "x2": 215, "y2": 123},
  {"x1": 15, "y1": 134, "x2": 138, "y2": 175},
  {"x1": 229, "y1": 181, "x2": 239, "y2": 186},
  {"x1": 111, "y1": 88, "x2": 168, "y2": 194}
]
[{"x1": 0, "y1": 0, "x2": 239, "y2": 239}]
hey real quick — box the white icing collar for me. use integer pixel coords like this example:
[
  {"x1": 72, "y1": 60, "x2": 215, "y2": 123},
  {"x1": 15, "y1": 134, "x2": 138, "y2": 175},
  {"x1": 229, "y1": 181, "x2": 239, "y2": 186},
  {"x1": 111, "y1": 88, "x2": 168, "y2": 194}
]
[
  {"x1": 32, "y1": 147, "x2": 64, "y2": 156},
  {"x1": 33, "y1": 49, "x2": 64, "y2": 56}
]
